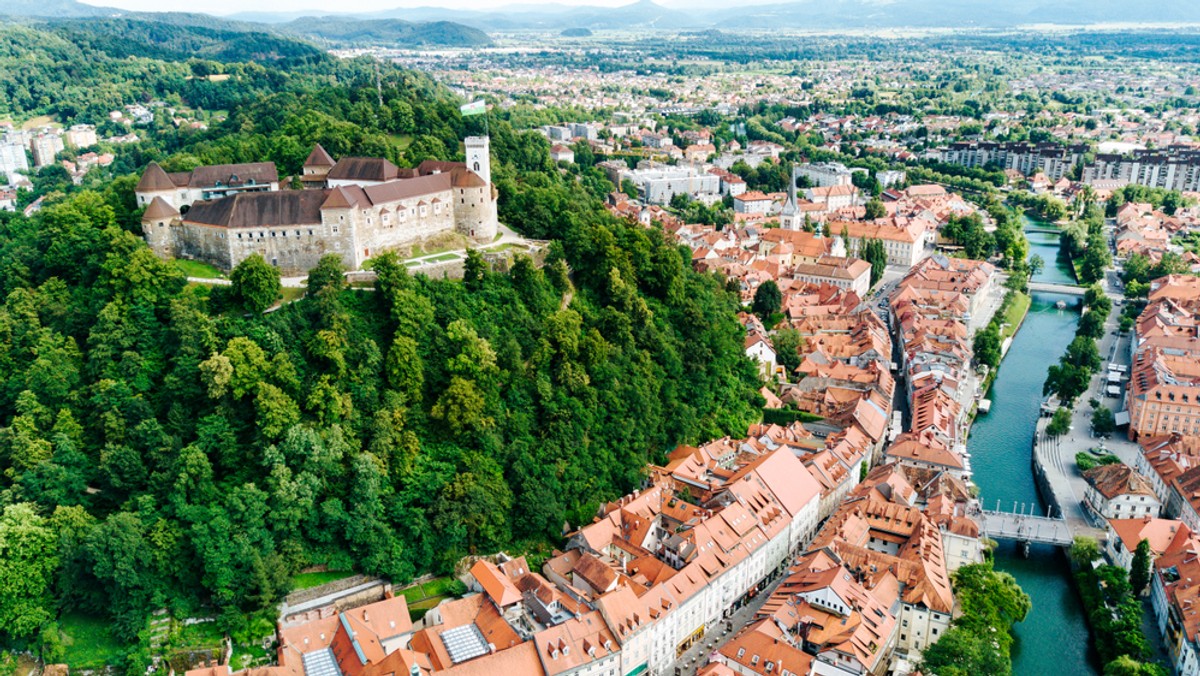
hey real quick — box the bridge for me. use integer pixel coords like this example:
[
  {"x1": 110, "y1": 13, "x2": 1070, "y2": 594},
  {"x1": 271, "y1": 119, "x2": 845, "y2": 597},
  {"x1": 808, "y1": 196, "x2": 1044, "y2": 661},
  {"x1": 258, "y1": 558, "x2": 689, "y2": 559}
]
[
  {"x1": 1027, "y1": 281, "x2": 1086, "y2": 296},
  {"x1": 979, "y1": 509, "x2": 1074, "y2": 547}
]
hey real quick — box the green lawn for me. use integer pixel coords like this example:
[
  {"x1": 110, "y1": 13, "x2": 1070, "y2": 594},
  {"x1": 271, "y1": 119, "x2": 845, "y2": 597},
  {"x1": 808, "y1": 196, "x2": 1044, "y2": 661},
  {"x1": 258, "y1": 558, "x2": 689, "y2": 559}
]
[
  {"x1": 290, "y1": 570, "x2": 353, "y2": 591},
  {"x1": 174, "y1": 259, "x2": 225, "y2": 279},
  {"x1": 59, "y1": 611, "x2": 125, "y2": 670},
  {"x1": 999, "y1": 292, "x2": 1032, "y2": 340}
]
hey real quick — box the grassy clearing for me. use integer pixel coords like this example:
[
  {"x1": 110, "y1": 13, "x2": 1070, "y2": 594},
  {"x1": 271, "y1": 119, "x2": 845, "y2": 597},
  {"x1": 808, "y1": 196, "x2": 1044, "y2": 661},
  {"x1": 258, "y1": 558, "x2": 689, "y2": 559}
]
[
  {"x1": 174, "y1": 259, "x2": 225, "y2": 279},
  {"x1": 290, "y1": 570, "x2": 354, "y2": 591},
  {"x1": 59, "y1": 611, "x2": 124, "y2": 670},
  {"x1": 21, "y1": 115, "x2": 57, "y2": 129},
  {"x1": 230, "y1": 643, "x2": 271, "y2": 671},
  {"x1": 176, "y1": 620, "x2": 223, "y2": 651},
  {"x1": 389, "y1": 134, "x2": 414, "y2": 150},
  {"x1": 279, "y1": 287, "x2": 305, "y2": 304}
]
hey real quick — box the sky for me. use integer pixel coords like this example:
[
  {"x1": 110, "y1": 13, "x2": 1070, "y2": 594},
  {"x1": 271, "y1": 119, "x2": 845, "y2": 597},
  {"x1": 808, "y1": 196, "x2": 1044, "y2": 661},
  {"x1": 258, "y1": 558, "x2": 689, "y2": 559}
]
[{"x1": 76, "y1": 0, "x2": 710, "y2": 16}]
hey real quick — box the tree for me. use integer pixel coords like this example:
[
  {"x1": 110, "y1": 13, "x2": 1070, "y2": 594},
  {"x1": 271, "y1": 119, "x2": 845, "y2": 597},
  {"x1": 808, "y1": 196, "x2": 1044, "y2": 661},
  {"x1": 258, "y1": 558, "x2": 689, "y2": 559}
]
[
  {"x1": 1029, "y1": 254, "x2": 1045, "y2": 278},
  {"x1": 1130, "y1": 539, "x2": 1152, "y2": 596},
  {"x1": 1103, "y1": 655, "x2": 1166, "y2": 676},
  {"x1": 1092, "y1": 406, "x2": 1116, "y2": 437},
  {"x1": 1071, "y1": 536, "x2": 1102, "y2": 568},
  {"x1": 230, "y1": 254, "x2": 281, "y2": 314},
  {"x1": 305, "y1": 254, "x2": 346, "y2": 298},
  {"x1": 864, "y1": 197, "x2": 886, "y2": 220},
  {"x1": 973, "y1": 325, "x2": 1002, "y2": 370},
  {"x1": 0, "y1": 504, "x2": 58, "y2": 642},
  {"x1": 773, "y1": 328, "x2": 803, "y2": 376},
  {"x1": 1079, "y1": 232, "x2": 1112, "y2": 284},
  {"x1": 863, "y1": 239, "x2": 888, "y2": 287},
  {"x1": 463, "y1": 249, "x2": 487, "y2": 291},
  {"x1": 620, "y1": 178, "x2": 638, "y2": 200},
  {"x1": 1047, "y1": 406, "x2": 1073, "y2": 437},
  {"x1": 752, "y1": 280, "x2": 782, "y2": 322}
]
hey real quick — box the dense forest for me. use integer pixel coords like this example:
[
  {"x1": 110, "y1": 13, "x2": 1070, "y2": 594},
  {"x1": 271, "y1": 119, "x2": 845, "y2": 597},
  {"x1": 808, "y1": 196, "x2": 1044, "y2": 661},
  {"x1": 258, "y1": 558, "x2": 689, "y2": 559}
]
[{"x1": 0, "y1": 33, "x2": 762, "y2": 670}]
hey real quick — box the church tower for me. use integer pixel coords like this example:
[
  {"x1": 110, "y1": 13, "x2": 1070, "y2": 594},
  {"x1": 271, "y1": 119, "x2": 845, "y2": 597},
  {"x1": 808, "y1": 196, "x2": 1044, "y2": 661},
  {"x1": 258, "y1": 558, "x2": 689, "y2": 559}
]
[{"x1": 464, "y1": 136, "x2": 491, "y2": 186}]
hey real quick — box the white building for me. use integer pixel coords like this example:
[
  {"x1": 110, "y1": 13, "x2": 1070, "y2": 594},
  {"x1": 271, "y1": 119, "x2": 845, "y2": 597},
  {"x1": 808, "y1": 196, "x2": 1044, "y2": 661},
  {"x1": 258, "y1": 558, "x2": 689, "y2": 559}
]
[
  {"x1": 797, "y1": 161, "x2": 854, "y2": 188},
  {"x1": 1083, "y1": 463, "x2": 1161, "y2": 520}
]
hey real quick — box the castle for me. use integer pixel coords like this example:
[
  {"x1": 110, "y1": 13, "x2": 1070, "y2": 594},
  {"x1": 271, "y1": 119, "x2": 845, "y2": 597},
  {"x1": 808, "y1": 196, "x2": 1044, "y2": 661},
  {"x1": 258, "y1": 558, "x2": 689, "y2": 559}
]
[{"x1": 136, "y1": 136, "x2": 498, "y2": 274}]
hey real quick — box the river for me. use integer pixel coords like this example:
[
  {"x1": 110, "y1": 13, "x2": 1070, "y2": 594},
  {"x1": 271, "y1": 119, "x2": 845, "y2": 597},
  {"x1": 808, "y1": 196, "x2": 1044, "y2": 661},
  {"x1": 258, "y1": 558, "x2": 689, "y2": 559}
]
[{"x1": 965, "y1": 215, "x2": 1099, "y2": 674}]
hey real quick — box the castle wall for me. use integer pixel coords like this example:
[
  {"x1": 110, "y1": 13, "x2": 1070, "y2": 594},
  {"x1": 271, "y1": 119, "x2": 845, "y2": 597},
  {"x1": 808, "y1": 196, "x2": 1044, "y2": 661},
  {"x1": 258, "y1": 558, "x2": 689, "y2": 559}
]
[
  {"x1": 176, "y1": 222, "x2": 235, "y2": 271},
  {"x1": 353, "y1": 191, "x2": 458, "y2": 267}
]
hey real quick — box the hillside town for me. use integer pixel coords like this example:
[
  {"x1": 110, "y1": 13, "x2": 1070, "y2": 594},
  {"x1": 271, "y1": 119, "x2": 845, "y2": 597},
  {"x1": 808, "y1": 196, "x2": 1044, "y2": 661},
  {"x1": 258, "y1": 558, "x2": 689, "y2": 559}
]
[{"x1": 10, "y1": 9, "x2": 1200, "y2": 676}]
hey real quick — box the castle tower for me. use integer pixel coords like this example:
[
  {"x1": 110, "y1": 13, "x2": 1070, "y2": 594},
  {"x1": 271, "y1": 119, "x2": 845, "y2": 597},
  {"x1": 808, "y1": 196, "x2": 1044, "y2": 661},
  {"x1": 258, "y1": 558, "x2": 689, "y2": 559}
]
[
  {"x1": 302, "y1": 144, "x2": 336, "y2": 187},
  {"x1": 464, "y1": 136, "x2": 491, "y2": 187},
  {"x1": 135, "y1": 161, "x2": 178, "y2": 209},
  {"x1": 141, "y1": 196, "x2": 180, "y2": 259}
]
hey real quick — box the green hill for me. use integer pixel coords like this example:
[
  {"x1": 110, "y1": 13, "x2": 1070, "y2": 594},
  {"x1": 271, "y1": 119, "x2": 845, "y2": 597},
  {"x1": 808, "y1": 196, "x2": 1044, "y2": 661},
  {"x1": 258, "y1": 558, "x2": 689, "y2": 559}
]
[{"x1": 279, "y1": 17, "x2": 492, "y2": 47}]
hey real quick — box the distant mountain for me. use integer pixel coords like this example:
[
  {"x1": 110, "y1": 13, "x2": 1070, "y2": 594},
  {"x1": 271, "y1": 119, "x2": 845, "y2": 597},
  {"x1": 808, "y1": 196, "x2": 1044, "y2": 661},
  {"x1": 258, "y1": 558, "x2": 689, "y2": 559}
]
[
  {"x1": 47, "y1": 17, "x2": 330, "y2": 65},
  {"x1": 703, "y1": 0, "x2": 1200, "y2": 28},
  {"x1": 0, "y1": 0, "x2": 493, "y2": 50},
  {"x1": 355, "y1": 0, "x2": 699, "y2": 31},
  {"x1": 278, "y1": 16, "x2": 492, "y2": 47},
  {"x1": 0, "y1": 0, "x2": 115, "y2": 18}
]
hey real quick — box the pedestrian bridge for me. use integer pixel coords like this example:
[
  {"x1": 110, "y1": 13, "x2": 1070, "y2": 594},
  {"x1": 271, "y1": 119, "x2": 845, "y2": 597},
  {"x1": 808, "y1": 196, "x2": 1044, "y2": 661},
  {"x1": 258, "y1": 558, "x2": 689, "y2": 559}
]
[
  {"x1": 1027, "y1": 281, "x2": 1086, "y2": 296},
  {"x1": 979, "y1": 510, "x2": 1074, "y2": 547}
]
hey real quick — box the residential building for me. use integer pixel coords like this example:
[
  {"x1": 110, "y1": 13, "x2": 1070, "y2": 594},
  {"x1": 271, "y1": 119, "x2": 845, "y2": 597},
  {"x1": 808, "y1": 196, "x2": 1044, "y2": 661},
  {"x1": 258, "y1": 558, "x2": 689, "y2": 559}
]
[
  {"x1": 29, "y1": 132, "x2": 63, "y2": 168},
  {"x1": 796, "y1": 162, "x2": 854, "y2": 188},
  {"x1": 1105, "y1": 517, "x2": 1191, "y2": 570},
  {"x1": 789, "y1": 256, "x2": 872, "y2": 298},
  {"x1": 939, "y1": 141, "x2": 1087, "y2": 179},
  {"x1": 1082, "y1": 463, "x2": 1161, "y2": 520},
  {"x1": 1150, "y1": 526, "x2": 1200, "y2": 676},
  {"x1": 733, "y1": 191, "x2": 773, "y2": 215},
  {"x1": 64, "y1": 124, "x2": 98, "y2": 149},
  {"x1": 1084, "y1": 147, "x2": 1200, "y2": 193},
  {"x1": 835, "y1": 220, "x2": 931, "y2": 268},
  {"x1": 550, "y1": 145, "x2": 575, "y2": 163},
  {"x1": 0, "y1": 136, "x2": 29, "y2": 178}
]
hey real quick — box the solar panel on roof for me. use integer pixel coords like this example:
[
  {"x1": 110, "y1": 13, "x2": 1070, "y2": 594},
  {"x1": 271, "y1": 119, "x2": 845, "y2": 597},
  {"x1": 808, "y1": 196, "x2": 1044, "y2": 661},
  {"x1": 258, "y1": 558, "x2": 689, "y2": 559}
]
[{"x1": 440, "y1": 624, "x2": 489, "y2": 664}]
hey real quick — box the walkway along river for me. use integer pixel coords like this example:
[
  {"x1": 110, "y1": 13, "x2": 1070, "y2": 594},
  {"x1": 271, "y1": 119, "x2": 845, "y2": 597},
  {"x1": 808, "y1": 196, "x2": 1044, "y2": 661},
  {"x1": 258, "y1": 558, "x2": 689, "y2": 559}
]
[{"x1": 965, "y1": 216, "x2": 1099, "y2": 674}]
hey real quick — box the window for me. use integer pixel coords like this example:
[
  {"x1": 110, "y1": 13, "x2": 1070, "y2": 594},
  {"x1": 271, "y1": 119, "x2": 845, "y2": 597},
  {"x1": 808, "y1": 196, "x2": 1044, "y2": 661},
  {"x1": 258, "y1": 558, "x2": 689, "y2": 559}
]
[{"x1": 751, "y1": 655, "x2": 759, "y2": 666}]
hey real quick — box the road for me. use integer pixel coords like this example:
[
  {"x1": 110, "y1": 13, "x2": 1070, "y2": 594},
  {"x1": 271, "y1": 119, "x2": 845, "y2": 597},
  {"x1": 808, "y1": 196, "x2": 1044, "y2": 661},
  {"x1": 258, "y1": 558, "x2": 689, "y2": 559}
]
[
  {"x1": 1033, "y1": 263, "x2": 1137, "y2": 538},
  {"x1": 667, "y1": 568, "x2": 790, "y2": 676}
]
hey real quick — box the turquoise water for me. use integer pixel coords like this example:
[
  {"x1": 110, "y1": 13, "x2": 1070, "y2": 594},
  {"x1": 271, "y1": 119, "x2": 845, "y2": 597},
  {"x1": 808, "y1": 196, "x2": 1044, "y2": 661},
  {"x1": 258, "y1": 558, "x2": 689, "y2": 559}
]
[
  {"x1": 969, "y1": 292, "x2": 1098, "y2": 675},
  {"x1": 1023, "y1": 214, "x2": 1078, "y2": 286},
  {"x1": 965, "y1": 216, "x2": 1098, "y2": 674}
]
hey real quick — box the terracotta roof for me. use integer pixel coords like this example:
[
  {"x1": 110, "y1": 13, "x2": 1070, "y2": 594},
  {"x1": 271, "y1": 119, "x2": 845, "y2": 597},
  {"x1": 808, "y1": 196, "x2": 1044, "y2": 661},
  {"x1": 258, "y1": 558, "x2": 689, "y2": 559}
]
[
  {"x1": 1083, "y1": 463, "x2": 1158, "y2": 500},
  {"x1": 471, "y1": 559, "x2": 523, "y2": 607},
  {"x1": 1109, "y1": 517, "x2": 1191, "y2": 556}
]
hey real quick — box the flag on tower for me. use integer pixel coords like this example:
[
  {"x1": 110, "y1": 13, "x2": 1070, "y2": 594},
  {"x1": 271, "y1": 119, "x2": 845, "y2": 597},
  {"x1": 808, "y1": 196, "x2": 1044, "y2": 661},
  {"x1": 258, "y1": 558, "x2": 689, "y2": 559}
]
[{"x1": 460, "y1": 100, "x2": 486, "y2": 117}]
